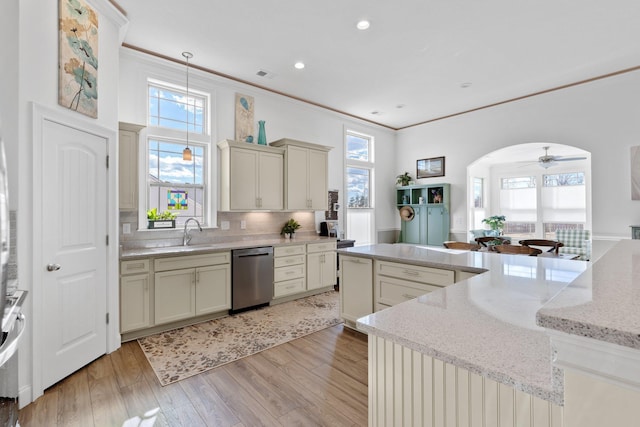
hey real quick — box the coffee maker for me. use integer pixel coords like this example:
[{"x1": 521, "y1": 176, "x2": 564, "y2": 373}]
[{"x1": 320, "y1": 220, "x2": 339, "y2": 237}]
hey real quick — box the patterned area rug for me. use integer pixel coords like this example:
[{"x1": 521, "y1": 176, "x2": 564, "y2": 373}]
[{"x1": 138, "y1": 291, "x2": 342, "y2": 386}]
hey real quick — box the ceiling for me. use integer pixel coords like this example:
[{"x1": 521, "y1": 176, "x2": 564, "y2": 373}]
[{"x1": 114, "y1": 0, "x2": 640, "y2": 130}]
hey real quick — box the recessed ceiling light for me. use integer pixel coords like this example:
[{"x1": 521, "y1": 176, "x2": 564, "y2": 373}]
[
  {"x1": 356, "y1": 20, "x2": 370, "y2": 30},
  {"x1": 294, "y1": 62, "x2": 305, "y2": 70},
  {"x1": 460, "y1": 82, "x2": 472, "y2": 88}
]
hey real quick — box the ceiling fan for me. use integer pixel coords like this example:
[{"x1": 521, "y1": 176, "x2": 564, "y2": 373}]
[{"x1": 537, "y1": 146, "x2": 587, "y2": 169}]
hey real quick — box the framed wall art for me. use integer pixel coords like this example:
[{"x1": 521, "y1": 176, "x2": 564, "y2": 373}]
[
  {"x1": 417, "y1": 157, "x2": 445, "y2": 178},
  {"x1": 58, "y1": 0, "x2": 99, "y2": 118},
  {"x1": 235, "y1": 93, "x2": 254, "y2": 142}
]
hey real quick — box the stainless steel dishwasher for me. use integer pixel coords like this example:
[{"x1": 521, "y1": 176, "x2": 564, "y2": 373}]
[{"x1": 231, "y1": 247, "x2": 274, "y2": 313}]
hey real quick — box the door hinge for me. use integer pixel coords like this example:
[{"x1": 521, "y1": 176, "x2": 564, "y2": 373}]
[
  {"x1": 106, "y1": 155, "x2": 109, "y2": 169},
  {"x1": 106, "y1": 312, "x2": 109, "y2": 324},
  {"x1": 106, "y1": 235, "x2": 109, "y2": 246}
]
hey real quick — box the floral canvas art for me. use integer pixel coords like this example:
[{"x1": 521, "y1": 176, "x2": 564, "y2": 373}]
[{"x1": 59, "y1": 0, "x2": 98, "y2": 118}]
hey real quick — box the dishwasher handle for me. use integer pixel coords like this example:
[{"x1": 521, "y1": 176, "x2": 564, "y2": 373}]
[{"x1": 236, "y1": 252, "x2": 270, "y2": 258}]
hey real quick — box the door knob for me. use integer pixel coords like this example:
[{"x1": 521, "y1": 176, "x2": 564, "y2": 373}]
[{"x1": 46, "y1": 264, "x2": 61, "y2": 272}]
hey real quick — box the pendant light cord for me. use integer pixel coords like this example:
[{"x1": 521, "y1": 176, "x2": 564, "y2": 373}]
[{"x1": 182, "y1": 51, "x2": 193, "y2": 161}]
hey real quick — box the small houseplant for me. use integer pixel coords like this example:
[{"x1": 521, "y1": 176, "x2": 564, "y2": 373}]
[
  {"x1": 482, "y1": 215, "x2": 506, "y2": 236},
  {"x1": 147, "y1": 208, "x2": 177, "y2": 229},
  {"x1": 281, "y1": 218, "x2": 301, "y2": 238},
  {"x1": 396, "y1": 172, "x2": 412, "y2": 186}
]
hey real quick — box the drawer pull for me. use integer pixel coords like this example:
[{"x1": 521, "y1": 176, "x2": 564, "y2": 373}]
[
  {"x1": 129, "y1": 263, "x2": 145, "y2": 269},
  {"x1": 286, "y1": 271, "x2": 295, "y2": 275},
  {"x1": 403, "y1": 269, "x2": 420, "y2": 276},
  {"x1": 402, "y1": 293, "x2": 418, "y2": 299}
]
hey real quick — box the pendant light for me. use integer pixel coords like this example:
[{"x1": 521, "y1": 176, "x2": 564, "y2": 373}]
[{"x1": 182, "y1": 51, "x2": 193, "y2": 161}]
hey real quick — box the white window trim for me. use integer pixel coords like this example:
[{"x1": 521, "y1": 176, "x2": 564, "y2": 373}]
[{"x1": 344, "y1": 128, "x2": 376, "y2": 245}]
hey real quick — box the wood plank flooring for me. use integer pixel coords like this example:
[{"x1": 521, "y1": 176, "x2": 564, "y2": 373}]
[{"x1": 19, "y1": 324, "x2": 368, "y2": 427}]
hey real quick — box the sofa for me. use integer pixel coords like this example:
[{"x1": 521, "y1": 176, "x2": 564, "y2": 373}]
[{"x1": 556, "y1": 229, "x2": 591, "y2": 261}]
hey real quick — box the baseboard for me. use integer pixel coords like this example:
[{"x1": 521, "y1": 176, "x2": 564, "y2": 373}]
[{"x1": 19, "y1": 384, "x2": 32, "y2": 409}]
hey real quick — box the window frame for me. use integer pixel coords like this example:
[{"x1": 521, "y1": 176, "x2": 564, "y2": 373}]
[{"x1": 138, "y1": 77, "x2": 213, "y2": 230}]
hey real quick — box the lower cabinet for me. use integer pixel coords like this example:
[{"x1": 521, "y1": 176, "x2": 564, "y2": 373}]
[
  {"x1": 306, "y1": 242, "x2": 336, "y2": 291},
  {"x1": 154, "y1": 253, "x2": 231, "y2": 325},
  {"x1": 340, "y1": 255, "x2": 373, "y2": 326},
  {"x1": 120, "y1": 259, "x2": 151, "y2": 333},
  {"x1": 273, "y1": 244, "x2": 306, "y2": 298}
]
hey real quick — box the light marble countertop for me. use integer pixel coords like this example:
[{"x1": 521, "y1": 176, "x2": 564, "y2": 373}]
[
  {"x1": 346, "y1": 243, "x2": 590, "y2": 405},
  {"x1": 120, "y1": 235, "x2": 337, "y2": 260}
]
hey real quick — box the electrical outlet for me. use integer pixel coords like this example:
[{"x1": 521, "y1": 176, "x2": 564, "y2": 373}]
[
  {"x1": 221, "y1": 221, "x2": 230, "y2": 230},
  {"x1": 123, "y1": 223, "x2": 131, "y2": 234},
  {"x1": 240, "y1": 220, "x2": 246, "y2": 229}
]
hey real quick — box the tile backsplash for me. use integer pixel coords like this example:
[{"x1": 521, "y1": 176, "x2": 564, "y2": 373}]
[{"x1": 119, "y1": 210, "x2": 319, "y2": 249}]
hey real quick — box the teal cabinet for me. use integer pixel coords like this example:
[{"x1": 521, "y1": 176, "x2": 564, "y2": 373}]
[{"x1": 397, "y1": 184, "x2": 450, "y2": 246}]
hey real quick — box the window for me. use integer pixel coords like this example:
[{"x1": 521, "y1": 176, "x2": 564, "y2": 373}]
[
  {"x1": 145, "y1": 80, "x2": 211, "y2": 228},
  {"x1": 345, "y1": 131, "x2": 374, "y2": 245},
  {"x1": 148, "y1": 140, "x2": 205, "y2": 224},
  {"x1": 473, "y1": 178, "x2": 484, "y2": 208},
  {"x1": 542, "y1": 172, "x2": 586, "y2": 238}
]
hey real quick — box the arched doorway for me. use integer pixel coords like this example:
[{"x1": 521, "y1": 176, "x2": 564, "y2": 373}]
[{"x1": 467, "y1": 142, "x2": 591, "y2": 241}]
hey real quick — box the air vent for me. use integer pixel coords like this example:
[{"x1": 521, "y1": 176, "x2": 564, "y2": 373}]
[{"x1": 256, "y1": 69, "x2": 277, "y2": 79}]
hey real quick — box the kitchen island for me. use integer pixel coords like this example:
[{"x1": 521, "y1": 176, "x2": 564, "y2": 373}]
[{"x1": 341, "y1": 241, "x2": 640, "y2": 427}]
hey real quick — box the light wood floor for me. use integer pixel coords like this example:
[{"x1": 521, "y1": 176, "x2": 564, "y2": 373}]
[{"x1": 18, "y1": 324, "x2": 368, "y2": 427}]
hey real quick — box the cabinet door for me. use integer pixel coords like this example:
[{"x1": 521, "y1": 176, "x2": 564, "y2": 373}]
[
  {"x1": 402, "y1": 207, "x2": 423, "y2": 244},
  {"x1": 308, "y1": 149, "x2": 328, "y2": 210},
  {"x1": 258, "y1": 151, "x2": 284, "y2": 209},
  {"x1": 120, "y1": 273, "x2": 150, "y2": 332},
  {"x1": 229, "y1": 148, "x2": 258, "y2": 209},
  {"x1": 321, "y1": 251, "x2": 336, "y2": 287},
  {"x1": 286, "y1": 145, "x2": 309, "y2": 209},
  {"x1": 340, "y1": 256, "x2": 373, "y2": 323},
  {"x1": 195, "y1": 264, "x2": 231, "y2": 315},
  {"x1": 155, "y1": 268, "x2": 195, "y2": 324},
  {"x1": 307, "y1": 252, "x2": 323, "y2": 290},
  {"x1": 118, "y1": 130, "x2": 138, "y2": 210},
  {"x1": 427, "y1": 206, "x2": 445, "y2": 246}
]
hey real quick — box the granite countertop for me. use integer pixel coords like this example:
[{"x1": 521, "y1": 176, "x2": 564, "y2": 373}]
[
  {"x1": 120, "y1": 235, "x2": 338, "y2": 260},
  {"x1": 537, "y1": 239, "x2": 640, "y2": 349},
  {"x1": 346, "y1": 243, "x2": 590, "y2": 405}
]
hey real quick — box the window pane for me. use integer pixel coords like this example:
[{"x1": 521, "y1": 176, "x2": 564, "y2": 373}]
[
  {"x1": 543, "y1": 172, "x2": 585, "y2": 187},
  {"x1": 347, "y1": 167, "x2": 370, "y2": 207},
  {"x1": 149, "y1": 84, "x2": 205, "y2": 134},
  {"x1": 501, "y1": 176, "x2": 536, "y2": 189},
  {"x1": 473, "y1": 177, "x2": 483, "y2": 208},
  {"x1": 149, "y1": 139, "x2": 204, "y2": 185},
  {"x1": 148, "y1": 185, "x2": 205, "y2": 226},
  {"x1": 346, "y1": 134, "x2": 370, "y2": 161}
]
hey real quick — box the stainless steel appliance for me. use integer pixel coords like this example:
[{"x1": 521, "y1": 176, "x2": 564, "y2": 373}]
[
  {"x1": 231, "y1": 247, "x2": 274, "y2": 313},
  {"x1": 1, "y1": 290, "x2": 26, "y2": 427}
]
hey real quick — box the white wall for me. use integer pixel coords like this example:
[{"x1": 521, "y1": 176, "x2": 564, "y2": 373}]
[
  {"x1": 118, "y1": 49, "x2": 398, "y2": 237},
  {"x1": 397, "y1": 70, "x2": 640, "y2": 240}
]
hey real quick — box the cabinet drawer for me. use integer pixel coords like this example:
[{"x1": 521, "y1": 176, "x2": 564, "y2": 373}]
[
  {"x1": 274, "y1": 264, "x2": 306, "y2": 282},
  {"x1": 274, "y1": 277, "x2": 306, "y2": 298},
  {"x1": 274, "y1": 245, "x2": 306, "y2": 257},
  {"x1": 121, "y1": 259, "x2": 149, "y2": 275},
  {"x1": 307, "y1": 242, "x2": 337, "y2": 253},
  {"x1": 376, "y1": 260, "x2": 454, "y2": 286},
  {"x1": 154, "y1": 252, "x2": 230, "y2": 272},
  {"x1": 274, "y1": 254, "x2": 305, "y2": 268},
  {"x1": 376, "y1": 275, "x2": 443, "y2": 307}
]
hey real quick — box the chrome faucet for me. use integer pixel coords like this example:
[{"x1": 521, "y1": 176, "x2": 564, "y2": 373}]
[{"x1": 183, "y1": 218, "x2": 203, "y2": 246}]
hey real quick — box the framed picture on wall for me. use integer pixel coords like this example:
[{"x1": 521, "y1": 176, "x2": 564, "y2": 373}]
[{"x1": 417, "y1": 157, "x2": 445, "y2": 178}]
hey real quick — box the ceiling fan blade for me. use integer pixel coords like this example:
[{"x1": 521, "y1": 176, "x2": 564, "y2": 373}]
[{"x1": 553, "y1": 156, "x2": 587, "y2": 162}]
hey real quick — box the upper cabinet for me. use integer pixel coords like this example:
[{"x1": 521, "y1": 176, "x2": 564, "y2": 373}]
[
  {"x1": 118, "y1": 122, "x2": 145, "y2": 211},
  {"x1": 270, "y1": 138, "x2": 332, "y2": 211},
  {"x1": 218, "y1": 140, "x2": 285, "y2": 211}
]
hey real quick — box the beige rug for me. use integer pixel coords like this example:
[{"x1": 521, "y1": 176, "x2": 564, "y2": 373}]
[{"x1": 138, "y1": 291, "x2": 342, "y2": 385}]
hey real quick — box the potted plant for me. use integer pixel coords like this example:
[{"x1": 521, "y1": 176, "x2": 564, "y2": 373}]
[
  {"x1": 482, "y1": 215, "x2": 506, "y2": 236},
  {"x1": 147, "y1": 208, "x2": 177, "y2": 229},
  {"x1": 396, "y1": 172, "x2": 412, "y2": 187},
  {"x1": 281, "y1": 218, "x2": 301, "y2": 238}
]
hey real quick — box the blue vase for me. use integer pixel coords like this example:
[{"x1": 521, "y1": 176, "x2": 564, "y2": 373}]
[{"x1": 257, "y1": 120, "x2": 267, "y2": 145}]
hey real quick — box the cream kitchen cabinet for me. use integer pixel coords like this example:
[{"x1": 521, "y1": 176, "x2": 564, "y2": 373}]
[
  {"x1": 340, "y1": 255, "x2": 373, "y2": 327},
  {"x1": 306, "y1": 241, "x2": 336, "y2": 291},
  {"x1": 218, "y1": 139, "x2": 284, "y2": 211},
  {"x1": 273, "y1": 244, "x2": 306, "y2": 298},
  {"x1": 120, "y1": 259, "x2": 151, "y2": 333},
  {"x1": 374, "y1": 260, "x2": 454, "y2": 309},
  {"x1": 270, "y1": 138, "x2": 331, "y2": 210},
  {"x1": 154, "y1": 252, "x2": 230, "y2": 325},
  {"x1": 118, "y1": 122, "x2": 144, "y2": 210}
]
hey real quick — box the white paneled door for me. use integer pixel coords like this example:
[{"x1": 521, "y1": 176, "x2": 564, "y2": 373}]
[{"x1": 40, "y1": 118, "x2": 108, "y2": 390}]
